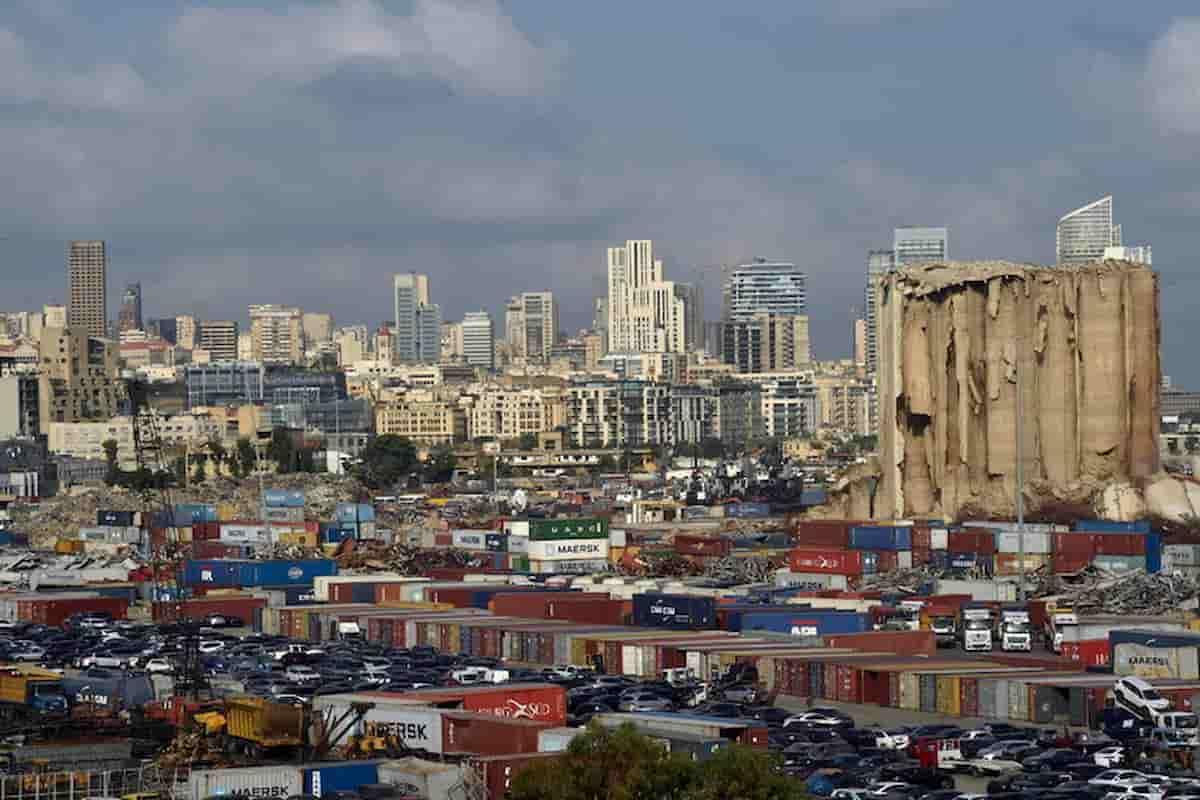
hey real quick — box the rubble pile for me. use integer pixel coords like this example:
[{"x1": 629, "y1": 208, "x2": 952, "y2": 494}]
[
  {"x1": 335, "y1": 542, "x2": 489, "y2": 575},
  {"x1": 857, "y1": 567, "x2": 938, "y2": 593},
  {"x1": 702, "y1": 555, "x2": 782, "y2": 584},
  {"x1": 9, "y1": 474, "x2": 369, "y2": 550},
  {"x1": 617, "y1": 552, "x2": 699, "y2": 578},
  {"x1": 1032, "y1": 567, "x2": 1200, "y2": 616}
]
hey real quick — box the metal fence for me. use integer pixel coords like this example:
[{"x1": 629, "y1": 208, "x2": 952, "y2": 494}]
[{"x1": 0, "y1": 765, "x2": 190, "y2": 800}]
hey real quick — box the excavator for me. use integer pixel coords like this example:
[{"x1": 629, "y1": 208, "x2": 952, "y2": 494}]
[{"x1": 191, "y1": 697, "x2": 390, "y2": 761}]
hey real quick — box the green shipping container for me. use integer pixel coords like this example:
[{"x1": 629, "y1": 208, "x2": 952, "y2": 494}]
[
  {"x1": 528, "y1": 518, "x2": 610, "y2": 541},
  {"x1": 511, "y1": 555, "x2": 530, "y2": 572}
]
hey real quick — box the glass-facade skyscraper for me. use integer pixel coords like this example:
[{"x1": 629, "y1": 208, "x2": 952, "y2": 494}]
[{"x1": 1057, "y1": 195, "x2": 1120, "y2": 265}]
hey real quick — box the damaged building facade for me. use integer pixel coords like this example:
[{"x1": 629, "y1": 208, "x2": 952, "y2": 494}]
[{"x1": 876, "y1": 260, "x2": 1160, "y2": 520}]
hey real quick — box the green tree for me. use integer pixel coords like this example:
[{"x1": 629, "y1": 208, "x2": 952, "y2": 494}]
[
  {"x1": 518, "y1": 432, "x2": 539, "y2": 450},
  {"x1": 683, "y1": 745, "x2": 801, "y2": 800},
  {"x1": 102, "y1": 439, "x2": 120, "y2": 485},
  {"x1": 425, "y1": 446, "x2": 457, "y2": 483},
  {"x1": 208, "y1": 438, "x2": 227, "y2": 477},
  {"x1": 297, "y1": 447, "x2": 317, "y2": 473},
  {"x1": 236, "y1": 438, "x2": 256, "y2": 479},
  {"x1": 192, "y1": 455, "x2": 207, "y2": 484},
  {"x1": 509, "y1": 723, "x2": 696, "y2": 800},
  {"x1": 268, "y1": 428, "x2": 297, "y2": 473},
  {"x1": 354, "y1": 435, "x2": 418, "y2": 489}
]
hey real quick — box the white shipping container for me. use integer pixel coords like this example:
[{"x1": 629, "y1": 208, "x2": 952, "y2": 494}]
[
  {"x1": 935, "y1": 578, "x2": 1019, "y2": 602},
  {"x1": 451, "y1": 530, "x2": 489, "y2": 550},
  {"x1": 220, "y1": 524, "x2": 269, "y2": 543},
  {"x1": 378, "y1": 758, "x2": 467, "y2": 800},
  {"x1": 312, "y1": 695, "x2": 443, "y2": 751},
  {"x1": 996, "y1": 531, "x2": 1051, "y2": 554},
  {"x1": 897, "y1": 551, "x2": 913, "y2": 569},
  {"x1": 773, "y1": 571, "x2": 849, "y2": 591},
  {"x1": 264, "y1": 507, "x2": 305, "y2": 523},
  {"x1": 528, "y1": 559, "x2": 609, "y2": 575},
  {"x1": 963, "y1": 520, "x2": 1064, "y2": 534},
  {"x1": 539, "y1": 727, "x2": 583, "y2": 753},
  {"x1": 1113, "y1": 642, "x2": 1200, "y2": 681},
  {"x1": 189, "y1": 766, "x2": 302, "y2": 800},
  {"x1": 504, "y1": 520, "x2": 531, "y2": 537},
  {"x1": 930, "y1": 528, "x2": 949, "y2": 550},
  {"x1": 1163, "y1": 544, "x2": 1200, "y2": 568},
  {"x1": 527, "y1": 538, "x2": 609, "y2": 561},
  {"x1": 507, "y1": 535, "x2": 529, "y2": 554}
]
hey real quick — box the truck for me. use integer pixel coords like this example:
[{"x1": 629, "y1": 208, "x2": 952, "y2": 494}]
[
  {"x1": 197, "y1": 696, "x2": 308, "y2": 757},
  {"x1": 998, "y1": 605, "x2": 1031, "y2": 652},
  {"x1": 1046, "y1": 607, "x2": 1078, "y2": 654},
  {"x1": 896, "y1": 600, "x2": 925, "y2": 632},
  {"x1": 930, "y1": 615, "x2": 957, "y2": 648},
  {"x1": 1153, "y1": 711, "x2": 1200, "y2": 747},
  {"x1": 0, "y1": 665, "x2": 69, "y2": 720},
  {"x1": 960, "y1": 604, "x2": 994, "y2": 652}
]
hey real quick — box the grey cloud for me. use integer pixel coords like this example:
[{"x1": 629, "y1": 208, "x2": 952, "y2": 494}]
[
  {"x1": 1145, "y1": 18, "x2": 1200, "y2": 134},
  {"x1": 0, "y1": 27, "x2": 149, "y2": 111},
  {"x1": 167, "y1": 0, "x2": 562, "y2": 99}
]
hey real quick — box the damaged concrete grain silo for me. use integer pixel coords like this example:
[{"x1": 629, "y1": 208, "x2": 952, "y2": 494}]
[{"x1": 877, "y1": 260, "x2": 1160, "y2": 520}]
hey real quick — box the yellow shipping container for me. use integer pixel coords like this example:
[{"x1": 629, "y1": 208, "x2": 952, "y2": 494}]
[
  {"x1": 55, "y1": 538, "x2": 84, "y2": 554},
  {"x1": 1189, "y1": 617, "x2": 1200, "y2": 633},
  {"x1": 276, "y1": 531, "x2": 317, "y2": 547},
  {"x1": 217, "y1": 502, "x2": 238, "y2": 522},
  {"x1": 936, "y1": 676, "x2": 961, "y2": 716},
  {"x1": 571, "y1": 638, "x2": 589, "y2": 667},
  {"x1": 899, "y1": 673, "x2": 920, "y2": 711}
]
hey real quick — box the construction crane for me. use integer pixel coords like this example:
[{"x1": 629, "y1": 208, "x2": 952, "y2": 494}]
[{"x1": 125, "y1": 374, "x2": 210, "y2": 701}]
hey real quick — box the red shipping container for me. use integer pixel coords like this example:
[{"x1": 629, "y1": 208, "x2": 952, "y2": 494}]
[
  {"x1": 191, "y1": 540, "x2": 247, "y2": 559},
  {"x1": 674, "y1": 534, "x2": 732, "y2": 557},
  {"x1": 1062, "y1": 639, "x2": 1111, "y2": 667},
  {"x1": 911, "y1": 527, "x2": 932, "y2": 549},
  {"x1": 153, "y1": 595, "x2": 266, "y2": 624},
  {"x1": 473, "y1": 753, "x2": 562, "y2": 800},
  {"x1": 434, "y1": 533, "x2": 452, "y2": 547},
  {"x1": 442, "y1": 712, "x2": 550, "y2": 755},
  {"x1": 193, "y1": 522, "x2": 220, "y2": 541},
  {"x1": 911, "y1": 546, "x2": 932, "y2": 566},
  {"x1": 1053, "y1": 532, "x2": 1098, "y2": 557},
  {"x1": 824, "y1": 630, "x2": 936, "y2": 658},
  {"x1": 19, "y1": 596, "x2": 129, "y2": 627},
  {"x1": 1053, "y1": 552, "x2": 1092, "y2": 574},
  {"x1": 875, "y1": 551, "x2": 898, "y2": 573},
  {"x1": 960, "y1": 677, "x2": 979, "y2": 717},
  {"x1": 791, "y1": 520, "x2": 857, "y2": 549},
  {"x1": 789, "y1": 548, "x2": 863, "y2": 575},
  {"x1": 388, "y1": 684, "x2": 567, "y2": 725},
  {"x1": 947, "y1": 530, "x2": 996, "y2": 554},
  {"x1": 1093, "y1": 534, "x2": 1144, "y2": 556},
  {"x1": 823, "y1": 663, "x2": 838, "y2": 700},
  {"x1": 836, "y1": 665, "x2": 861, "y2": 703}
]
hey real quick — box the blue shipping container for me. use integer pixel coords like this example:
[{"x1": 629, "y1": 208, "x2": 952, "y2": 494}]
[
  {"x1": 237, "y1": 559, "x2": 337, "y2": 588},
  {"x1": 265, "y1": 489, "x2": 306, "y2": 508},
  {"x1": 486, "y1": 533, "x2": 507, "y2": 552},
  {"x1": 181, "y1": 559, "x2": 246, "y2": 587},
  {"x1": 1073, "y1": 519, "x2": 1152, "y2": 534},
  {"x1": 1147, "y1": 532, "x2": 1162, "y2": 573},
  {"x1": 728, "y1": 609, "x2": 870, "y2": 636},
  {"x1": 632, "y1": 593, "x2": 718, "y2": 629},
  {"x1": 285, "y1": 586, "x2": 318, "y2": 605},
  {"x1": 849, "y1": 525, "x2": 913, "y2": 551},
  {"x1": 726, "y1": 502, "x2": 770, "y2": 519},
  {"x1": 174, "y1": 503, "x2": 217, "y2": 525},
  {"x1": 304, "y1": 762, "x2": 380, "y2": 796},
  {"x1": 336, "y1": 503, "x2": 376, "y2": 523}
]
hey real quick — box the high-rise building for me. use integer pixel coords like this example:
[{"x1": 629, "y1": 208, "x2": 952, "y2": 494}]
[
  {"x1": 176, "y1": 315, "x2": 197, "y2": 350},
  {"x1": 117, "y1": 282, "x2": 142, "y2": 333},
  {"x1": 249, "y1": 304, "x2": 304, "y2": 365},
  {"x1": 505, "y1": 292, "x2": 559, "y2": 363},
  {"x1": 43, "y1": 305, "x2": 66, "y2": 330},
  {"x1": 147, "y1": 318, "x2": 177, "y2": 344},
  {"x1": 854, "y1": 318, "x2": 868, "y2": 368},
  {"x1": 301, "y1": 312, "x2": 334, "y2": 345},
  {"x1": 606, "y1": 239, "x2": 687, "y2": 354},
  {"x1": 441, "y1": 322, "x2": 464, "y2": 361},
  {"x1": 719, "y1": 313, "x2": 811, "y2": 373},
  {"x1": 723, "y1": 260, "x2": 806, "y2": 321},
  {"x1": 461, "y1": 311, "x2": 495, "y2": 370},
  {"x1": 37, "y1": 327, "x2": 122, "y2": 434},
  {"x1": 1057, "y1": 196, "x2": 1120, "y2": 265},
  {"x1": 893, "y1": 226, "x2": 949, "y2": 268},
  {"x1": 864, "y1": 249, "x2": 895, "y2": 374},
  {"x1": 393, "y1": 273, "x2": 441, "y2": 363},
  {"x1": 67, "y1": 241, "x2": 107, "y2": 339},
  {"x1": 197, "y1": 320, "x2": 238, "y2": 362},
  {"x1": 676, "y1": 283, "x2": 704, "y2": 351},
  {"x1": 1104, "y1": 245, "x2": 1153, "y2": 265}
]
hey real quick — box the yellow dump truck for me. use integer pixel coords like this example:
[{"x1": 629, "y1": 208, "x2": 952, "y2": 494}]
[
  {"x1": 197, "y1": 697, "x2": 306, "y2": 757},
  {"x1": 0, "y1": 665, "x2": 68, "y2": 720}
]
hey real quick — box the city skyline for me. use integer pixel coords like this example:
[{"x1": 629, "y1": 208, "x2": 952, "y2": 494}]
[{"x1": 2, "y1": 4, "x2": 1198, "y2": 382}]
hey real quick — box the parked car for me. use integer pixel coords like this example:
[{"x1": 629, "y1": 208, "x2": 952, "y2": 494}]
[
  {"x1": 1095, "y1": 747, "x2": 1127, "y2": 768},
  {"x1": 1113, "y1": 677, "x2": 1171, "y2": 720}
]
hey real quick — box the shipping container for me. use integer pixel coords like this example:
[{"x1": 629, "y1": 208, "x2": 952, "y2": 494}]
[
  {"x1": 303, "y1": 762, "x2": 379, "y2": 797},
  {"x1": 996, "y1": 531, "x2": 1051, "y2": 554},
  {"x1": 264, "y1": 489, "x2": 306, "y2": 508},
  {"x1": 632, "y1": 594, "x2": 717, "y2": 630},
  {"x1": 443, "y1": 712, "x2": 549, "y2": 755},
  {"x1": 263, "y1": 506, "x2": 305, "y2": 524},
  {"x1": 336, "y1": 503, "x2": 376, "y2": 523},
  {"x1": 849, "y1": 525, "x2": 913, "y2": 551},
  {"x1": 946, "y1": 530, "x2": 997, "y2": 554},
  {"x1": 1111, "y1": 630, "x2": 1200, "y2": 680},
  {"x1": 788, "y1": 548, "x2": 863, "y2": 576},
  {"x1": 726, "y1": 502, "x2": 771, "y2": 519},
  {"x1": 313, "y1": 695, "x2": 444, "y2": 751},
  {"x1": 16, "y1": 596, "x2": 128, "y2": 627},
  {"x1": 189, "y1": 766, "x2": 302, "y2": 800},
  {"x1": 473, "y1": 753, "x2": 563, "y2": 800},
  {"x1": 377, "y1": 759, "x2": 467, "y2": 800},
  {"x1": 1074, "y1": 519, "x2": 1151, "y2": 533},
  {"x1": 219, "y1": 523, "x2": 271, "y2": 544},
  {"x1": 452, "y1": 530, "x2": 490, "y2": 550},
  {"x1": 722, "y1": 608, "x2": 869, "y2": 636},
  {"x1": 1091, "y1": 555, "x2": 1147, "y2": 573},
  {"x1": 526, "y1": 518, "x2": 609, "y2": 541},
  {"x1": 390, "y1": 683, "x2": 567, "y2": 725},
  {"x1": 526, "y1": 539, "x2": 609, "y2": 561},
  {"x1": 96, "y1": 510, "x2": 135, "y2": 527}
]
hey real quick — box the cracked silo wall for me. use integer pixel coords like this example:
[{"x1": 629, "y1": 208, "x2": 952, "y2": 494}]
[{"x1": 877, "y1": 260, "x2": 1160, "y2": 520}]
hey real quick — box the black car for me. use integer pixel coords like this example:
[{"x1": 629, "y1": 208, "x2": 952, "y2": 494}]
[
  {"x1": 878, "y1": 766, "x2": 954, "y2": 790},
  {"x1": 568, "y1": 701, "x2": 615, "y2": 726},
  {"x1": 694, "y1": 702, "x2": 747, "y2": 719},
  {"x1": 747, "y1": 706, "x2": 792, "y2": 727},
  {"x1": 1022, "y1": 749, "x2": 1082, "y2": 773}
]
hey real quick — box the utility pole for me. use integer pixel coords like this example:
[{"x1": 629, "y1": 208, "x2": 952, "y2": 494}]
[{"x1": 1016, "y1": 337, "x2": 1026, "y2": 602}]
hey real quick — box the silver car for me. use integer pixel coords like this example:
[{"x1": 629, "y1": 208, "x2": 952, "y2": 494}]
[{"x1": 618, "y1": 692, "x2": 674, "y2": 712}]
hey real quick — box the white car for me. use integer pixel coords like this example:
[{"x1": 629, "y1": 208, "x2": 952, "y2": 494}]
[
  {"x1": 831, "y1": 790, "x2": 871, "y2": 800},
  {"x1": 1101, "y1": 785, "x2": 1164, "y2": 800},
  {"x1": 782, "y1": 711, "x2": 847, "y2": 728},
  {"x1": 1094, "y1": 746, "x2": 1126, "y2": 768},
  {"x1": 197, "y1": 640, "x2": 226, "y2": 654},
  {"x1": 1091, "y1": 771, "x2": 1151, "y2": 791},
  {"x1": 865, "y1": 783, "x2": 912, "y2": 798},
  {"x1": 857, "y1": 727, "x2": 903, "y2": 750},
  {"x1": 11, "y1": 644, "x2": 45, "y2": 662},
  {"x1": 143, "y1": 658, "x2": 174, "y2": 675},
  {"x1": 284, "y1": 665, "x2": 320, "y2": 684},
  {"x1": 1113, "y1": 677, "x2": 1170, "y2": 719}
]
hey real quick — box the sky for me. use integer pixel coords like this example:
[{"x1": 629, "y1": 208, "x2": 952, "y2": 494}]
[{"x1": 2, "y1": 1, "x2": 1200, "y2": 382}]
